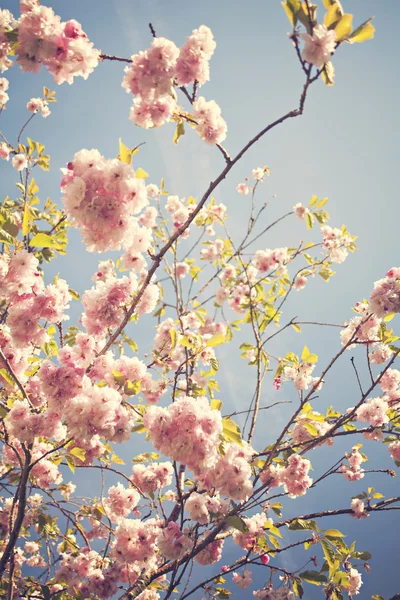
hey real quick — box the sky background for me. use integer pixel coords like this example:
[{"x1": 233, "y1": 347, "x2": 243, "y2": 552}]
[{"x1": 1, "y1": 0, "x2": 400, "y2": 598}]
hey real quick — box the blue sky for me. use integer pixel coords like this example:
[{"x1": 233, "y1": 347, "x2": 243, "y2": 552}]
[{"x1": 1, "y1": 0, "x2": 400, "y2": 598}]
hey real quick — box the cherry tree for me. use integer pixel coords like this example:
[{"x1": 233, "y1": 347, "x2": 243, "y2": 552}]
[{"x1": 0, "y1": 1, "x2": 399, "y2": 600}]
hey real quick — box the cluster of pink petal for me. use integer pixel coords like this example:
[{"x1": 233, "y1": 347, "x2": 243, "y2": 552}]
[
  {"x1": 131, "y1": 461, "x2": 174, "y2": 494},
  {"x1": 351, "y1": 498, "x2": 369, "y2": 520},
  {"x1": 345, "y1": 568, "x2": 363, "y2": 596},
  {"x1": 301, "y1": 24, "x2": 336, "y2": 68},
  {"x1": 165, "y1": 194, "x2": 197, "y2": 237},
  {"x1": 82, "y1": 273, "x2": 137, "y2": 336},
  {"x1": 389, "y1": 441, "x2": 400, "y2": 463},
  {"x1": 232, "y1": 567, "x2": 252, "y2": 589},
  {"x1": 379, "y1": 368, "x2": 400, "y2": 394},
  {"x1": 104, "y1": 483, "x2": 140, "y2": 523},
  {"x1": 369, "y1": 343, "x2": 393, "y2": 364},
  {"x1": 340, "y1": 446, "x2": 365, "y2": 481},
  {"x1": 369, "y1": 267, "x2": 400, "y2": 317},
  {"x1": 293, "y1": 202, "x2": 309, "y2": 220},
  {"x1": 192, "y1": 96, "x2": 227, "y2": 145},
  {"x1": 184, "y1": 492, "x2": 227, "y2": 524},
  {"x1": 233, "y1": 512, "x2": 268, "y2": 550},
  {"x1": 0, "y1": 76, "x2": 8, "y2": 104},
  {"x1": 291, "y1": 414, "x2": 332, "y2": 445},
  {"x1": 356, "y1": 397, "x2": 389, "y2": 428},
  {"x1": 340, "y1": 302, "x2": 381, "y2": 348},
  {"x1": 56, "y1": 549, "x2": 120, "y2": 599},
  {"x1": 215, "y1": 264, "x2": 259, "y2": 312},
  {"x1": 27, "y1": 96, "x2": 50, "y2": 117},
  {"x1": 157, "y1": 521, "x2": 192, "y2": 560},
  {"x1": 195, "y1": 538, "x2": 224, "y2": 565},
  {"x1": 3, "y1": 439, "x2": 62, "y2": 488},
  {"x1": 16, "y1": 4, "x2": 99, "y2": 84},
  {"x1": 4, "y1": 399, "x2": 66, "y2": 444},
  {"x1": 0, "y1": 9, "x2": 16, "y2": 72},
  {"x1": 284, "y1": 363, "x2": 321, "y2": 392},
  {"x1": 61, "y1": 149, "x2": 150, "y2": 252},
  {"x1": 111, "y1": 517, "x2": 161, "y2": 568},
  {"x1": 260, "y1": 454, "x2": 313, "y2": 498},
  {"x1": 64, "y1": 381, "x2": 135, "y2": 443},
  {"x1": 175, "y1": 25, "x2": 216, "y2": 86},
  {"x1": 321, "y1": 225, "x2": 353, "y2": 264},
  {"x1": 200, "y1": 442, "x2": 254, "y2": 501},
  {"x1": 253, "y1": 247, "x2": 288, "y2": 274},
  {"x1": 123, "y1": 26, "x2": 216, "y2": 130},
  {"x1": 144, "y1": 396, "x2": 222, "y2": 474},
  {"x1": 0, "y1": 250, "x2": 70, "y2": 349},
  {"x1": 253, "y1": 585, "x2": 295, "y2": 599}
]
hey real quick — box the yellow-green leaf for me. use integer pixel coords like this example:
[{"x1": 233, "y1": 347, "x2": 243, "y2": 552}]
[
  {"x1": 173, "y1": 120, "x2": 185, "y2": 145},
  {"x1": 324, "y1": 3, "x2": 343, "y2": 29},
  {"x1": 210, "y1": 399, "x2": 222, "y2": 410},
  {"x1": 348, "y1": 18, "x2": 375, "y2": 43},
  {"x1": 334, "y1": 14, "x2": 353, "y2": 41},
  {"x1": 321, "y1": 61, "x2": 335, "y2": 86},
  {"x1": 206, "y1": 332, "x2": 226, "y2": 347},
  {"x1": 301, "y1": 345, "x2": 310, "y2": 361},
  {"x1": 135, "y1": 167, "x2": 149, "y2": 179},
  {"x1": 65, "y1": 456, "x2": 75, "y2": 473},
  {"x1": 22, "y1": 203, "x2": 33, "y2": 236},
  {"x1": 118, "y1": 138, "x2": 132, "y2": 164},
  {"x1": 222, "y1": 417, "x2": 242, "y2": 445},
  {"x1": 324, "y1": 529, "x2": 345, "y2": 538},
  {"x1": 69, "y1": 448, "x2": 86, "y2": 462},
  {"x1": 124, "y1": 380, "x2": 141, "y2": 396},
  {"x1": 29, "y1": 233, "x2": 63, "y2": 249},
  {"x1": 112, "y1": 370, "x2": 125, "y2": 385}
]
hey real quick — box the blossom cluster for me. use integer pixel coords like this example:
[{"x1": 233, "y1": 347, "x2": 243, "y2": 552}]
[
  {"x1": 121, "y1": 26, "x2": 227, "y2": 142},
  {"x1": 61, "y1": 149, "x2": 149, "y2": 252},
  {"x1": 11, "y1": 3, "x2": 100, "y2": 83},
  {"x1": 369, "y1": 266, "x2": 400, "y2": 318},
  {"x1": 260, "y1": 454, "x2": 313, "y2": 498}
]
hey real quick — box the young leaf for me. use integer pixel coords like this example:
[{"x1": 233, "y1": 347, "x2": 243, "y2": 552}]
[
  {"x1": 348, "y1": 18, "x2": 375, "y2": 43},
  {"x1": 29, "y1": 233, "x2": 63, "y2": 249}
]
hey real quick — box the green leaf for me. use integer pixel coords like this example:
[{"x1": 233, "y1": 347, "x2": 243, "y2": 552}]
[
  {"x1": 225, "y1": 515, "x2": 249, "y2": 533},
  {"x1": 352, "y1": 551, "x2": 372, "y2": 561},
  {"x1": 305, "y1": 212, "x2": 314, "y2": 229},
  {"x1": 69, "y1": 448, "x2": 86, "y2": 462},
  {"x1": 118, "y1": 138, "x2": 132, "y2": 164},
  {"x1": 135, "y1": 167, "x2": 149, "y2": 179},
  {"x1": 29, "y1": 233, "x2": 63, "y2": 250},
  {"x1": 304, "y1": 421, "x2": 319, "y2": 437},
  {"x1": 281, "y1": 0, "x2": 301, "y2": 26},
  {"x1": 173, "y1": 120, "x2": 185, "y2": 144},
  {"x1": 335, "y1": 14, "x2": 353, "y2": 41},
  {"x1": 299, "y1": 570, "x2": 328, "y2": 585},
  {"x1": 112, "y1": 370, "x2": 125, "y2": 386},
  {"x1": 288, "y1": 519, "x2": 318, "y2": 531},
  {"x1": 301, "y1": 345, "x2": 310, "y2": 361},
  {"x1": 124, "y1": 380, "x2": 141, "y2": 395},
  {"x1": 65, "y1": 456, "x2": 75, "y2": 473},
  {"x1": 324, "y1": 3, "x2": 344, "y2": 29},
  {"x1": 222, "y1": 417, "x2": 242, "y2": 445},
  {"x1": 0, "y1": 368, "x2": 15, "y2": 387},
  {"x1": 348, "y1": 18, "x2": 375, "y2": 43},
  {"x1": 371, "y1": 595, "x2": 384, "y2": 600},
  {"x1": 68, "y1": 288, "x2": 80, "y2": 300},
  {"x1": 325, "y1": 529, "x2": 345, "y2": 539},
  {"x1": 321, "y1": 61, "x2": 335, "y2": 86},
  {"x1": 292, "y1": 323, "x2": 301, "y2": 333},
  {"x1": 210, "y1": 399, "x2": 222, "y2": 410},
  {"x1": 206, "y1": 332, "x2": 226, "y2": 347}
]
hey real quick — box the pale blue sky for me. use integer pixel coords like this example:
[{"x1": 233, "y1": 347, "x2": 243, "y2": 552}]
[{"x1": 1, "y1": 1, "x2": 400, "y2": 597}]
